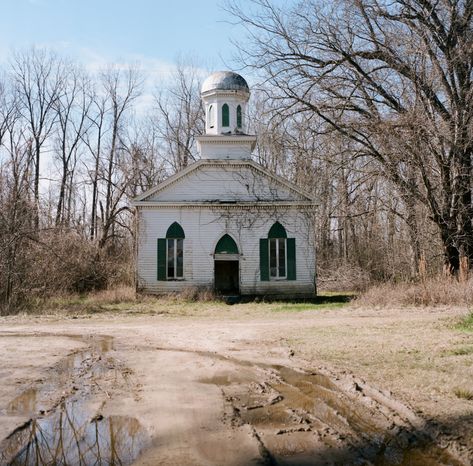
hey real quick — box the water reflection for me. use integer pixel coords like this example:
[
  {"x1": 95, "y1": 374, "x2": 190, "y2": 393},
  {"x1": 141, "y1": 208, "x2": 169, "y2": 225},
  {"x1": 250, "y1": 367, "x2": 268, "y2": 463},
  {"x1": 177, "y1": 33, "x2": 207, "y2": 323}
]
[{"x1": 0, "y1": 400, "x2": 148, "y2": 466}]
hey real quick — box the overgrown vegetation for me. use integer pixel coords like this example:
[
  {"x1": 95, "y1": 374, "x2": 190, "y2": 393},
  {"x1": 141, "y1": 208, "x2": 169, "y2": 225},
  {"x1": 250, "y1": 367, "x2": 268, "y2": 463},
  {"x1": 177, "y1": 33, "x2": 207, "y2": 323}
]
[
  {"x1": 354, "y1": 277, "x2": 473, "y2": 308},
  {"x1": 4, "y1": 287, "x2": 353, "y2": 317}
]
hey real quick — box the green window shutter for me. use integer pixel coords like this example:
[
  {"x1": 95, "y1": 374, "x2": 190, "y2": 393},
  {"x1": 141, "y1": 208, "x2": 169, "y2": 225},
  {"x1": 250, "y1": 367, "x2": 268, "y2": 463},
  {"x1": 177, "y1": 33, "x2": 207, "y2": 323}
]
[
  {"x1": 260, "y1": 238, "x2": 269, "y2": 281},
  {"x1": 157, "y1": 238, "x2": 167, "y2": 281},
  {"x1": 222, "y1": 103, "x2": 229, "y2": 127},
  {"x1": 287, "y1": 238, "x2": 296, "y2": 280}
]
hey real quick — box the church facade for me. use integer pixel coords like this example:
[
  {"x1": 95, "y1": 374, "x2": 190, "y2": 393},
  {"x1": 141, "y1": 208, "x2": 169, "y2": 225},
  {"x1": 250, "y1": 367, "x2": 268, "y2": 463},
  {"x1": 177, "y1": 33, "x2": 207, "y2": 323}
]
[{"x1": 132, "y1": 71, "x2": 316, "y2": 297}]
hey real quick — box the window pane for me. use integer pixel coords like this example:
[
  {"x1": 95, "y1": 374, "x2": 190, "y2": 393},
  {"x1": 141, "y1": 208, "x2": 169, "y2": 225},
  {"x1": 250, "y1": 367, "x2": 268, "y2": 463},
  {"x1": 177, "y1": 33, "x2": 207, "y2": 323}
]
[
  {"x1": 167, "y1": 239, "x2": 175, "y2": 278},
  {"x1": 176, "y1": 239, "x2": 183, "y2": 278},
  {"x1": 209, "y1": 105, "x2": 214, "y2": 128},
  {"x1": 278, "y1": 239, "x2": 286, "y2": 277},
  {"x1": 269, "y1": 238, "x2": 277, "y2": 277},
  {"x1": 222, "y1": 103, "x2": 229, "y2": 127}
]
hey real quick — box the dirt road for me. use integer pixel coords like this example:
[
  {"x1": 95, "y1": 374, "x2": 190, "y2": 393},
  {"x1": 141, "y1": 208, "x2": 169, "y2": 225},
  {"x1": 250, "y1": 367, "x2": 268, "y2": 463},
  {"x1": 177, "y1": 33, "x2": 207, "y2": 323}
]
[{"x1": 0, "y1": 305, "x2": 471, "y2": 465}]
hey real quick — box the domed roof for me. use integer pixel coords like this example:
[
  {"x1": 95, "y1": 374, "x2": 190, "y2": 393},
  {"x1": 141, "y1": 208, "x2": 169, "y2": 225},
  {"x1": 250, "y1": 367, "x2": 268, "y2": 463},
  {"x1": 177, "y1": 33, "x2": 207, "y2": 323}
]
[{"x1": 201, "y1": 71, "x2": 249, "y2": 94}]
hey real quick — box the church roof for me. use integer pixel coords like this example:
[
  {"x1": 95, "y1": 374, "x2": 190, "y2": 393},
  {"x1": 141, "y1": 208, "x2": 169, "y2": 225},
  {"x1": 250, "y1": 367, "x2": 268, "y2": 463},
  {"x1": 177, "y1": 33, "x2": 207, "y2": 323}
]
[{"x1": 201, "y1": 71, "x2": 249, "y2": 94}]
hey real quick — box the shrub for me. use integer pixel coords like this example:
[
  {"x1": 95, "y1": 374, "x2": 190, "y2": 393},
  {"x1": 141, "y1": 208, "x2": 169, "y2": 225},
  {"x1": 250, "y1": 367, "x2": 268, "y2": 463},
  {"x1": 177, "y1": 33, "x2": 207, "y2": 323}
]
[
  {"x1": 0, "y1": 229, "x2": 134, "y2": 315},
  {"x1": 317, "y1": 263, "x2": 371, "y2": 292},
  {"x1": 173, "y1": 286, "x2": 218, "y2": 303},
  {"x1": 354, "y1": 276, "x2": 473, "y2": 307}
]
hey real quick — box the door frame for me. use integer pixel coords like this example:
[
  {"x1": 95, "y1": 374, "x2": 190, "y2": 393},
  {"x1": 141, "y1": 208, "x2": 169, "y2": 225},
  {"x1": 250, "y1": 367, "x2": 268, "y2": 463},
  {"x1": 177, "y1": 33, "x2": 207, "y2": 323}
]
[{"x1": 213, "y1": 256, "x2": 240, "y2": 295}]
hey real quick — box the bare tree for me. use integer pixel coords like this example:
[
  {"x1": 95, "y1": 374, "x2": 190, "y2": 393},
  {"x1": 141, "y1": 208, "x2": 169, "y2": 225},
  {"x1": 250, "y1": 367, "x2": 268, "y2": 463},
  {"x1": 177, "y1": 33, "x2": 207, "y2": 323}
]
[
  {"x1": 98, "y1": 66, "x2": 142, "y2": 248},
  {"x1": 54, "y1": 64, "x2": 93, "y2": 226},
  {"x1": 152, "y1": 60, "x2": 204, "y2": 173},
  {"x1": 122, "y1": 121, "x2": 167, "y2": 199},
  {"x1": 228, "y1": 0, "x2": 473, "y2": 273},
  {"x1": 83, "y1": 88, "x2": 108, "y2": 241},
  {"x1": 0, "y1": 82, "x2": 35, "y2": 309},
  {"x1": 11, "y1": 48, "x2": 66, "y2": 229}
]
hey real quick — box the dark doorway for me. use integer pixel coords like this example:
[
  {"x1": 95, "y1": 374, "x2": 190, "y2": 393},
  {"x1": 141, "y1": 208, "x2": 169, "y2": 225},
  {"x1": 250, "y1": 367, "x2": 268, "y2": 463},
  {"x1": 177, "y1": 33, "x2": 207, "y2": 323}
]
[{"x1": 214, "y1": 260, "x2": 239, "y2": 295}]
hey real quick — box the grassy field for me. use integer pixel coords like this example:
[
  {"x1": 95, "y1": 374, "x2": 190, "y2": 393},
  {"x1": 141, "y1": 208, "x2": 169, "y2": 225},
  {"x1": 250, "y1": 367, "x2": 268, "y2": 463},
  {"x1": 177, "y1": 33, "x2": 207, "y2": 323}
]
[{"x1": 14, "y1": 288, "x2": 355, "y2": 317}]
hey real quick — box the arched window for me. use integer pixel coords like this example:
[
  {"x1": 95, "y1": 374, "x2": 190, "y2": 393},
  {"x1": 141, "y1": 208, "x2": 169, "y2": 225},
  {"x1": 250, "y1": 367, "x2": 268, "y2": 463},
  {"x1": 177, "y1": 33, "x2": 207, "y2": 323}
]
[
  {"x1": 157, "y1": 222, "x2": 185, "y2": 280},
  {"x1": 222, "y1": 103, "x2": 229, "y2": 127},
  {"x1": 259, "y1": 222, "x2": 296, "y2": 281},
  {"x1": 268, "y1": 222, "x2": 287, "y2": 278},
  {"x1": 166, "y1": 222, "x2": 185, "y2": 239},
  {"x1": 208, "y1": 104, "x2": 214, "y2": 128},
  {"x1": 236, "y1": 105, "x2": 242, "y2": 128},
  {"x1": 268, "y1": 221, "x2": 287, "y2": 239}
]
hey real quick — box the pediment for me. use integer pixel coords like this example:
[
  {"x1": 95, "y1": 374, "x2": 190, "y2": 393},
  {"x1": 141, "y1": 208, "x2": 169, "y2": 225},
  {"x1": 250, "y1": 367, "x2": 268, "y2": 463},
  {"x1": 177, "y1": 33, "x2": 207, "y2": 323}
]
[{"x1": 133, "y1": 160, "x2": 313, "y2": 204}]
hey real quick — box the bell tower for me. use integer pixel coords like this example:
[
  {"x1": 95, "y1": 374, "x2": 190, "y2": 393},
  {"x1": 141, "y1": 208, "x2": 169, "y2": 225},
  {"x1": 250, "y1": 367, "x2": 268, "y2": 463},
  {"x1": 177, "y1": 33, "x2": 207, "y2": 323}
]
[{"x1": 197, "y1": 71, "x2": 256, "y2": 160}]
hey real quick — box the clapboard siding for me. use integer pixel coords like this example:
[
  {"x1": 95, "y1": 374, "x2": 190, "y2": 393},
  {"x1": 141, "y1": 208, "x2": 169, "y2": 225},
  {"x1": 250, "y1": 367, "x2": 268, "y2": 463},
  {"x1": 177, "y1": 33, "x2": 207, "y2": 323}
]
[
  {"x1": 136, "y1": 206, "x2": 316, "y2": 296},
  {"x1": 147, "y1": 165, "x2": 303, "y2": 202}
]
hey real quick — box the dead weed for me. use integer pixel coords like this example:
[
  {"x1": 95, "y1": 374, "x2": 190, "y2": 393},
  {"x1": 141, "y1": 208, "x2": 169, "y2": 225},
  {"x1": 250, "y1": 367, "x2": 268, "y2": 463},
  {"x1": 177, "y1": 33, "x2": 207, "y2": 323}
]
[{"x1": 355, "y1": 277, "x2": 473, "y2": 308}]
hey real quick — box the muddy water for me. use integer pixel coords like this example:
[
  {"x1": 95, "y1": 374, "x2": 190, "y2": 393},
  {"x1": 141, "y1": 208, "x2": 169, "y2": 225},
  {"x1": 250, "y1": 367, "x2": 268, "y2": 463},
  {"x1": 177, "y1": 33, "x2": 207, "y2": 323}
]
[
  {"x1": 1, "y1": 401, "x2": 146, "y2": 466},
  {"x1": 214, "y1": 359, "x2": 463, "y2": 465},
  {"x1": 0, "y1": 335, "x2": 149, "y2": 466},
  {"x1": 7, "y1": 390, "x2": 39, "y2": 417},
  {"x1": 0, "y1": 338, "x2": 465, "y2": 466}
]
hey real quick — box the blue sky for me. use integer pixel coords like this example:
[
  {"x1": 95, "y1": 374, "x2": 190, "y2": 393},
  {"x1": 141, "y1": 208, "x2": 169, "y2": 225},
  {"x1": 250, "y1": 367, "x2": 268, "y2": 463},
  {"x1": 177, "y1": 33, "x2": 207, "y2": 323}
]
[{"x1": 0, "y1": 0, "x2": 248, "y2": 78}]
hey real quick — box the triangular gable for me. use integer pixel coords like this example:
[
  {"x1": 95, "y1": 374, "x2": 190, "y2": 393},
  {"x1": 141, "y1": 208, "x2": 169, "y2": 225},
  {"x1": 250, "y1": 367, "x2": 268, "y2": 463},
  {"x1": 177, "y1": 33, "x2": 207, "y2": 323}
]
[
  {"x1": 133, "y1": 160, "x2": 206, "y2": 202},
  {"x1": 246, "y1": 160, "x2": 314, "y2": 201},
  {"x1": 132, "y1": 160, "x2": 314, "y2": 204}
]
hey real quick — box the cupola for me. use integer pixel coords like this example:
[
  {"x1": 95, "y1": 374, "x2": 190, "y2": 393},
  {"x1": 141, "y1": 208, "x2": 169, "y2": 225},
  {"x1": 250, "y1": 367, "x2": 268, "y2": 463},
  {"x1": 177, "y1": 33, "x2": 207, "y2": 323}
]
[
  {"x1": 201, "y1": 71, "x2": 250, "y2": 135},
  {"x1": 197, "y1": 71, "x2": 256, "y2": 160}
]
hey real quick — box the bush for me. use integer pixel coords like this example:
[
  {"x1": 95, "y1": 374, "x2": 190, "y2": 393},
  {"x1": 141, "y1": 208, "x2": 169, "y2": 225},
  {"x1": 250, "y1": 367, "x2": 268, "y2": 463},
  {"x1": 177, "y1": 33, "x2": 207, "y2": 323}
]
[
  {"x1": 318, "y1": 262, "x2": 371, "y2": 292},
  {"x1": 354, "y1": 276, "x2": 473, "y2": 307},
  {"x1": 0, "y1": 229, "x2": 134, "y2": 315},
  {"x1": 173, "y1": 286, "x2": 217, "y2": 303}
]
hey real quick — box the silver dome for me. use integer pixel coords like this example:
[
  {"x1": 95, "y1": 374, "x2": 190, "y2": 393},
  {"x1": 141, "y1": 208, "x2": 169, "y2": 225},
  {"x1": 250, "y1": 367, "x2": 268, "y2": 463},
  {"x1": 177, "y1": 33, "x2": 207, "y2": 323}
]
[{"x1": 201, "y1": 71, "x2": 249, "y2": 94}]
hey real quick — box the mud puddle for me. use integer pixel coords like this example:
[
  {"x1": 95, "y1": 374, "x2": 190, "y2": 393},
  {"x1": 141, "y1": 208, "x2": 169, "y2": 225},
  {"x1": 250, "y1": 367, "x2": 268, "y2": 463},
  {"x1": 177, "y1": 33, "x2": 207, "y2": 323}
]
[
  {"x1": 204, "y1": 357, "x2": 464, "y2": 465},
  {"x1": 1, "y1": 400, "x2": 147, "y2": 465},
  {"x1": 0, "y1": 334, "x2": 149, "y2": 466}
]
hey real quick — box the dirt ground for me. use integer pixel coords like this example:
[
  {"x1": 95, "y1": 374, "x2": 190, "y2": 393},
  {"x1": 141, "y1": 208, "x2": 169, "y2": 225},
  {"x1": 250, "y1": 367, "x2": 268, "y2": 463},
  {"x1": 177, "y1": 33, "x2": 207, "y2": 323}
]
[{"x1": 0, "y1": 302, "x2": 472, "y2": 465}]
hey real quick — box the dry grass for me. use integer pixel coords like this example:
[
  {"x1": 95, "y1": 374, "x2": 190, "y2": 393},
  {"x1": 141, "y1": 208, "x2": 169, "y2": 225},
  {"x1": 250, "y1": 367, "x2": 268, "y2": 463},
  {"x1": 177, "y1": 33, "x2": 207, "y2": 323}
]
[
  {"x1": 354, "y1": 276, "x2": 473, "y2": 307},
  {"x1": 12, "y1": 286, "x2": 138, "y2": 315},
  {"x1": 444, "y1": 346, "x2": 473, "y2": 356},
  {"x1": 85, "y1": 286, "x2": 137, "y2": 305},
  {"x1": 454, "y1": 388, "x2": 473, "y2": 401},
  {"x1": 9, "y1": 286, "x2": 353, "y2": 318},
  {"x1": 169, "y1": 286, "x2": 218, "y2": 303}
]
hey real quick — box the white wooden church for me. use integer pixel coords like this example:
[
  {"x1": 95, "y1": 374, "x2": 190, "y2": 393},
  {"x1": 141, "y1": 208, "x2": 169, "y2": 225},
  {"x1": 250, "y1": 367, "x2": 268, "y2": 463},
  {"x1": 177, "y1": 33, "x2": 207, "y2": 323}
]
[{"x1": 132, "y1": 71, "x2": 316, "y2": 297}]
